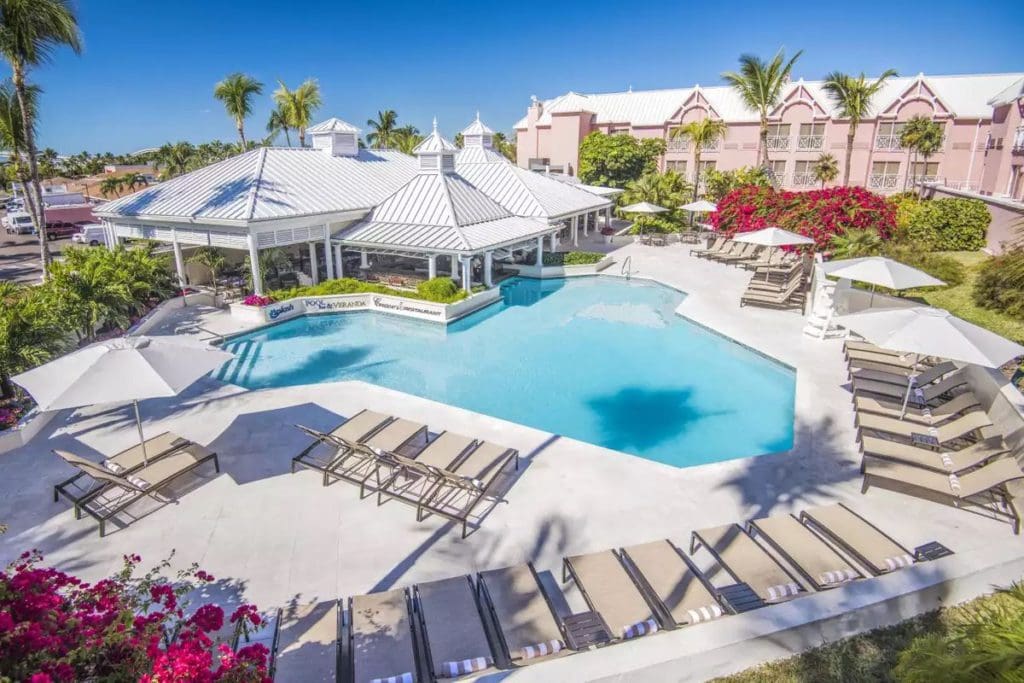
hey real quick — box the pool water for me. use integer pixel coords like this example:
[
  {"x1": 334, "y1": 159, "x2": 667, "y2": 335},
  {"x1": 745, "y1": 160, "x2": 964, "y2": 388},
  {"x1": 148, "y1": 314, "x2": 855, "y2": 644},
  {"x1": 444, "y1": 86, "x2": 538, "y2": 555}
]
[{"x1": 217, "y1": 277, "x2": 795, "y2": 467}]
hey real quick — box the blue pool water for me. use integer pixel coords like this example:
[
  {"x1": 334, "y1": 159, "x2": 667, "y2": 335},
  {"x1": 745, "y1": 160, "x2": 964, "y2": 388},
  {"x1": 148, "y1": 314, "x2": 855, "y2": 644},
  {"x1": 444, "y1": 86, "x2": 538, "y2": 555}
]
[{"x1": 217, "y1": 277, "x2": 795, "y2": 467}]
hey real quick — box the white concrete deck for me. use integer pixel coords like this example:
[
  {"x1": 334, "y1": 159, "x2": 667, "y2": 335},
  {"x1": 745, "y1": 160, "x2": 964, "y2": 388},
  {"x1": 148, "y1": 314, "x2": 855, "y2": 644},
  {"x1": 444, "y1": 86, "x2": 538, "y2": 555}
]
[{"x1": 1, "y1": 241, "x2": 1021, "y2": 681}]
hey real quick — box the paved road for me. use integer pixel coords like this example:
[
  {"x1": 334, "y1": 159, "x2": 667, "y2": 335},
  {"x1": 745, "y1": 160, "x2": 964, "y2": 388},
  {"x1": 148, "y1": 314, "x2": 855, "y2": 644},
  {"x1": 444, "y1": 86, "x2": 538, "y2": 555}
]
[{"x1": 0, "y1": 232, "x2": 72, "y2": 284}]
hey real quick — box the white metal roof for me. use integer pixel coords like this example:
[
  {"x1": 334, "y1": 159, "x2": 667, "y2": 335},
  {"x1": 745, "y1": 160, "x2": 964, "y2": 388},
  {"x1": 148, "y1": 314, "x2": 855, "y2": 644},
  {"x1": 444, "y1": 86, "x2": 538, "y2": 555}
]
[
  {"x1": 460, "y1": 113, "x2": 495, "y2": 136},
  {"x1": 96, "y1": 147, "x2": 418, "y2": 223},
  {"x1": 306, "y1": 117, "x2": 361, "y2": 134},
  {"x1": 456, "y1": 145, "x2": 511, "y2": 164},
  {"x1": 515, "y1": 72, "x2": 1024, "y2": 128},
  {"x1": 414, "y1": 120, "x2": 459, "y2": 154},
  {"x1": 987, "y1": 76, "x2": 1024, "y2": 107}
]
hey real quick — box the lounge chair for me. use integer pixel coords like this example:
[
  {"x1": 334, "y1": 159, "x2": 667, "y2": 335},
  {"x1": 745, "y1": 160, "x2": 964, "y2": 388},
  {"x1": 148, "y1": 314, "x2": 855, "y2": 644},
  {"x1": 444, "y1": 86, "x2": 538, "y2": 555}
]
[
  {"x1": 347, "y1": 589, "x2": 421, "y2": 683},
  {"x1": 52, "y1": 445, "x2": 219, "y2": 537},
  {"x1": 853, "y1": 392, "x2": 980, "y2": 426},
  {"x1": 740, "y1": 278, "x2": 804, "y2": 309},
  {"x1": 741, "y1": 249, "x2": 784, "y2": 271},
  {"x1": 861, "y1": 435, "x2": 1009, "y2": 473},
  {"x1": 852, "y1": 370, "x2": 968, "y2": 406},
  {"x1": 856, "y1": 410, "x2": 992, "y2": 449},
  {"x1": 53, "y1": 432, "x2": 193, "y2": 507},
  {"x1": 800, "y1": 503, "x2": 917, "y2": 575},
  {"x1": 861, "y1": 456, "x2": 1024, "y2": 534},
  {"x1": 847, "y1": 349, "x2": 925, "y2": 370},
  {"x1": 694, "y1": 238, "x2": 730, "y2": 259},
  {"x1": 845, "y1": 340, "x2": 903, "y2": 357},
  {"x1": 291, "y1": 409, "x2": 392, "y2": 483},
  {"x1": 715, "y1": 243, "x2": 761, "y2": 264},
  {"x1": 619, "y1": 539, "x2": 727, "y2": 628},
  {"x1": 690, "y1": 524, "x2": 806, "y2": 603},
  {"x1": 413, "y1": 576, "x2": 496, "y2": 679},
  {"x1": 326, "y1": 418, "x2": 429, "y2": 495},
  {"x1": 748, "y1": 514, "x2": 864, "y2": 591},
  {"x1": 562, "y1": 550, "x2": 661, "y2": 641},
  {"x1": 851, "y1": 361, "x2": 958, "y2": 389},
  {"x1": 374, "y1": 431, "x2": 478, "y2": 507},
  {"x1": 706, "y1": 241, "x2": 744, "y2": 262},
  {"x1": 477, "y1": 564, "x2": 568, "y2": 667},
  {"x1": 416, "y1": 441, "x2": 518, "y2": 538}
]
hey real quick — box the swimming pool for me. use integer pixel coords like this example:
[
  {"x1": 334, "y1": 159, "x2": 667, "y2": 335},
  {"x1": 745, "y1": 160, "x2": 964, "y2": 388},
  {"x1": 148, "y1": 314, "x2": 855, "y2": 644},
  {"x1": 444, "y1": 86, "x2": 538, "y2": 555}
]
[{"x1": 217, "y1": 277, "x2": 795, "y2": 467}]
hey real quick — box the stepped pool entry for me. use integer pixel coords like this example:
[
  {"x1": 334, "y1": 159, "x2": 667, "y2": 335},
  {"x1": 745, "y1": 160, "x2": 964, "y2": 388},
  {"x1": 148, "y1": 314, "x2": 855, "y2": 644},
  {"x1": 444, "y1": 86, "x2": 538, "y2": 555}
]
[{"x1": 217, "y1": 277, "x2": 795, "y2": 467}]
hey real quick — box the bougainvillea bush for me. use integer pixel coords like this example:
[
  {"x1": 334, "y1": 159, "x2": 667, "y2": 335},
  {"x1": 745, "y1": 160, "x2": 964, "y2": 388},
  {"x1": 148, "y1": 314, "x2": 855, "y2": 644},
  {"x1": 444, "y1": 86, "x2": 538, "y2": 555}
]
[
  {"x1": 711, "y1": 185, "x2": 897, "y2": 251},
  {"x1": 0, "y1": 552, "x2": 270, "y2": 682}
]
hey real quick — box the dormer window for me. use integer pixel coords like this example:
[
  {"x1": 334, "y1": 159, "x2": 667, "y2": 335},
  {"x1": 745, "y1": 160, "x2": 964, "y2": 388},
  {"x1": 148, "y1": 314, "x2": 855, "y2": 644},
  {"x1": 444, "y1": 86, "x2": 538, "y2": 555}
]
[
  {"x1": 460, "y1": 113, "x2": 495, "y2": 149},
  {"x1": 307, "y1": 118, "x2": 361, "y2": 156},
  {"x1": 413, "y1": 118, "x2": 458, "y2": 173}
]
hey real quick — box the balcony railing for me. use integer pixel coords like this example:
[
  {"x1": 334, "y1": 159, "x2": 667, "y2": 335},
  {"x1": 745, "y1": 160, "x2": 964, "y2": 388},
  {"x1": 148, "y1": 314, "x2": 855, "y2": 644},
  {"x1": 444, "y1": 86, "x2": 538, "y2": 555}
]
[
  {"x1": 666, "y1": 138, "x2": 690, "y2": 152},
  {"x1": 797, "y1": 135, "x2": 824, "y2": 151},
  {"x1": 700, "y1": 140, "x2": 720, "y2": 152},
  {"x1": 910, "y1": 174, "x2": 939, "y2": 185},
  {"x1": 790, "y1": 172, "x2": 817, "y2": 188},
  {"x1": 875, "y1": 135, "x2": 903, "y2": 151},
  {"x1": 868, "y1": 174, "x2": 900, "y2": 190},
  {"x1": 766, "y1": 135, "x2": 790, "y2": 151}
]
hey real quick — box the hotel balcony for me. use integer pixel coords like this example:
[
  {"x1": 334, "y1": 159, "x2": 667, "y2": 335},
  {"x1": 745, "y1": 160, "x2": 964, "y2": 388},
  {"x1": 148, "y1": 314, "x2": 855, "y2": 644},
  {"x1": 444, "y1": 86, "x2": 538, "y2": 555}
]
[
  {"x1": 700, "y1": 140, "x2": 720, "y2": 152},
  {"x1": 765, "y1": 135, "x2": 790, "y2": 151},
  {"x1": 666, "y1": 138, "x2": 690, "y2": 152},
  {"x1": 868, "y1": 174, "x2": 900, "y2": 190},
  {"x1": 875, "y1": 135, "x2": 903, "y2": 151},
  {"x1": 796, "y1": 135, "x2": 824, "y2": 151},
  {"x1": 789, "y1": 172, "x2": 817, "y2": 188},
  {"x1": 910, "y1": 174, "x2": 939, "y2": 184}
]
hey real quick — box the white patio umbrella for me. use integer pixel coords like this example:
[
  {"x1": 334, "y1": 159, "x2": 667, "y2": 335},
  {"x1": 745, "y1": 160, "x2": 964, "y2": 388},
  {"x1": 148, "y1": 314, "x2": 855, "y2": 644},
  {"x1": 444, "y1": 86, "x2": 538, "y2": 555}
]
[
  {"x1": 732, "y1": 227, "x2": 815, "y2": 247},
  {"x1": 620, "y1": 201, "x2": 669, "y2": 214},
  {"x1": 679, "y1": 199, "x2": 717, "y2": 229},
  {"x1": 834, "y1": 306, "x2": 1024, "y2": 415},
  {"x1": 13, "y1": 336, "x2": 234, "y2": 463},
  {"x1": 821, "y1": 256, "x2": 945, "y2": 305}
]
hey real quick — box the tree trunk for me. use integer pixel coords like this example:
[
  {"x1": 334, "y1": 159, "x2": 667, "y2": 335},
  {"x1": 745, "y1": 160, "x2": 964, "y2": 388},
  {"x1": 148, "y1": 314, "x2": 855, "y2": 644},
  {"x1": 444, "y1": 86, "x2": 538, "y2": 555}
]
[
  {"x1": 299, "y1": 128, "x2": 306, "y2": 147},
  {"x1": 918, "y1": 153, "x2": 929, "y2": 199},
  {"x1": 238, "y1": 120, "x2": 247, "y2": 150},
  {"x1": 759, "y1": 120, "x2": 769, "y2": 166},
  {"x1": 842, "y1": 126, "x2": 855, "y2": 187},
  {"x1": 1, "y1": 372, "x2": 14, "y2": 401},
  {"x1": 692, "y1": 148, "x2": 702, "y2": 202},
  {"x1": 12, "y1": 65, "x2": 50, "y2": 280},
  {"x1": 284, "y1": 128, "x2": 292, "y2": 147}
]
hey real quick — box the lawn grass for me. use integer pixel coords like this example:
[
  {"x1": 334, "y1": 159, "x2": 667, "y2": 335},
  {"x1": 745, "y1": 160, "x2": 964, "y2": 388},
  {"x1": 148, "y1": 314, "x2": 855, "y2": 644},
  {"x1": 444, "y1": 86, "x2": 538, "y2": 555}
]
[
  {"x1": 907, "y1": 251, "x2": 1024, "y2": 345},
  {"x1": 712, "y1": 588, "x2": 1012, "y2": 683}
]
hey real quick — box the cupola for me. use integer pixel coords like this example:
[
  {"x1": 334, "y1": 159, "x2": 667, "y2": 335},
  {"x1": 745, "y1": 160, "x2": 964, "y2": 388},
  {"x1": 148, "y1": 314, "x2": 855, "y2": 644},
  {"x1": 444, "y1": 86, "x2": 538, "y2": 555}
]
[
  {"x1": 412, "y1": 118, "x2": 458, "y2": 173},
  {"x1": 307, "y1": 118, "x2": 360, "y2": 156},
  {"x1": 460, "y1": 112, "x2": 495, "y2": 149}
]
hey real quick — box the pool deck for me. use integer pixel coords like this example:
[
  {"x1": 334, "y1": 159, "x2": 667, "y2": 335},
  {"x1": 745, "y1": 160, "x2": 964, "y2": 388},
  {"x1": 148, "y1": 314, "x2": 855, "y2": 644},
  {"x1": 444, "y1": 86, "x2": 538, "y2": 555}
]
[{"x1": 2, "y1": 241, "x2": 1023, "y2": 681}]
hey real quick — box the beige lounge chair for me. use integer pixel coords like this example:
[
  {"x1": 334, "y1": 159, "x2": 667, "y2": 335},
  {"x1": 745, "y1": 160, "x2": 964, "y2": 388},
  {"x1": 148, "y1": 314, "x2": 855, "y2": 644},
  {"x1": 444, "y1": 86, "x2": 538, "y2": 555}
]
[
  {"x1": 326, "y1": 418, "x2": 429, "y2": 495},
  {"x1": 53, "y1": 445, "x2": 219, "y2": 537},
  {"x1": 741, "y1": 278, "x2": 804, "y2": 309},
  {"x1": 706, "y1": 241, "x2": 745, "y2": 262},
  {"x1": 413, "y1": 576, "x2": 496, "y2": 680},
  {"x1": 53, "y1": 432, "x2": 194, "y2": 506},
  {"x1": 854, "y1": 392, "x2": 980, "y2": 425},
  {"x1": 715, "y1": 242, "x2": 761, "y2": 264},
  {"x1": 619, "y1": 540, "x2": 726, "y2": 628},
  {"x1": 861, "y1": 456, "x2": 1024, "y2": 534},
  {"x1": 374, "y1": 431, "x2": 478, "y2": 506},
  {"x1": 853, "y1": 370, "x2": 967, "y2": 406},
  {"x1": 749, "y1": 514, "x2": 864, "y2": 591},
  {"x1": 741, "y1": 249, "x2": 784, "y2": 271},
  {"x1": 861, "y1": 435, "x2": 1009, "y2": 473},
  {"x1": 845, "y1": 340, "x2": 903, "y2": 357},
  {"x1": 851, "y1": 361, "x2": 957, "y2": 388},
  {"x1": 693, "y1": 237, "x2": 728, "y2": 259},
  {"x1": 292, "y1": 409, "x2": 392, "y2": 483},
  {"x1": 848, "y1": 349, "x2": 924, "y2": 370},
  {"x1": 690, "y1": 524, "x2": 806, "y2": 603},
  {"x1": 562, "y1": 550, "x2": 661, "y2": 641},
  {"x1": 800, "y1": 503, "x2": 917, "y2": 575},
  {"x1": 856, "y1": 410, "x2": 992, "y2": 448},
  {"x1": 477, "y1": 564, "x2": 567, "y2": 667},
  {"x1": 347, "y1": 589, "x2": 420, "y2": 683}
]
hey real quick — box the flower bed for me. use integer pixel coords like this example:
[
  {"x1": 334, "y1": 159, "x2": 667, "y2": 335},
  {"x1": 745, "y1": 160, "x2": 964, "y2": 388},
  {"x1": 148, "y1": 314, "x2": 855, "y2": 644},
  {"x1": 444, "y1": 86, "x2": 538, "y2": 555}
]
[
  {"x1": 712, "y1": 185, "x2": 896, "y2": 250},
  {"x1": 268, "y1": 277, "x2": 467, "y2": 305},
  {"x1": 542, "y1": 251, "x2": 606, "y2": 266},
  {"x1": 0, "y1": 397, "x2": 32, "y2": 432}
]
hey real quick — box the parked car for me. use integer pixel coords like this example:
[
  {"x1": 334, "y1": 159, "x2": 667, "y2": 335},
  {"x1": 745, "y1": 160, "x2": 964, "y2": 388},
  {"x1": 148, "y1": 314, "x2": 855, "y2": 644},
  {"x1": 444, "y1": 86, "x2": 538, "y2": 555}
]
[
  {"x1": 3, "y1": 211, "x2": 35, "y2": 234},
  {"x1": 71, "y1": 223, "x2": 107, "y2": 246},
  {"x1": 41, "y1": 221, "x2": 79, "y2": 241}
]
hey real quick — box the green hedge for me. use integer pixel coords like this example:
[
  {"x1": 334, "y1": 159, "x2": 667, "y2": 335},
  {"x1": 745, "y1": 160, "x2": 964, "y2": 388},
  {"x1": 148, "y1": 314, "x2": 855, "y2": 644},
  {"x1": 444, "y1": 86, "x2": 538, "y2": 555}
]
[
  {"x1": 883, "y1": 245, "x2": 966, "y2": 288},
  {"x1": 974, "y1": 249, "x2": 1024, "y2": 319},
  {"x1": 268, "y1": 276, "x2": 468, "y2": 304},
  {"x1": 894, "y1": 196, "x2": 990, "y2": 251},
  {"x1": 541, "y1": 251, "x2": 606, "y2": 266}
]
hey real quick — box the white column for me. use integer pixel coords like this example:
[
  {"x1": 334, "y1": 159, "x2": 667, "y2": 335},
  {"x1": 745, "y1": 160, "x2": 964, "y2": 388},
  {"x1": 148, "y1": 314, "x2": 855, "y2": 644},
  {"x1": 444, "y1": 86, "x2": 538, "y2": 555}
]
[
  {"x1": 247, "y1": 235, "x2": 263, "y2": 295},
  {"x1": 550, "y1": 232, "x2": 558, "y2": 250},
  {"x1": 583, "y1": 212, "x2": 590, "y2": 237},
  {"x1": 535, "y1": 236, "x2": 544, "y2": 266},
  {"x1": 572, "y1": 215, "x2": 579, "y2": 247},
  {"x1": 171, "y1": 234, "x2": 186, "y2": 290},
  {"x1": 428, "y1": 254, "x2": 437, "y2": 280},
  {"x1": 334, "y1": 244, "x2": 344, "y2": 278},
  {"x1": 460, "y1": 257, "x2": 472, "y2": 293},
  {"x1": 606, "y1": 206, "x2": 613, "y2": 229},
  {"x1": 483, "y1": 251, "x2": 493, "y2": 287},
  {"x1": 324, "y1": 234, "x2": 334, "y2": 280},
  {"x1": 308, "y1": 242, "x2": 319, "y2": 284},
  {"x1": 360, "y1": 250, "x2": 369, "y2": 268}
]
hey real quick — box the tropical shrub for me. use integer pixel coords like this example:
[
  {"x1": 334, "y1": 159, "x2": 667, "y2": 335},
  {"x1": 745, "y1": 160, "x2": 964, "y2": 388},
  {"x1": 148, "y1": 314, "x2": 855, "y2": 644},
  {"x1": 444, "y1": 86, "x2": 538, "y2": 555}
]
[
  {"x1": 416, "y1": 276, "x2": 460, "y2": 302},
  {"x1": 974, "y1": 249, "x2": 1024, "y2": 319},
  {"x1": 712, "y1": 185, "x2": 896, "y2": 251},
  {"x1": 269, "y1": 277, "x2": 467, "y2": 305},
  {"x1": 830, "y1": 228, "x2": 884, "y2": 259},
  {"x1": 578, "y1": 132, "x2": 666, "y2": 188},
  {"x1": 892, "y1": 196, "x2": 990, "y2": 251},
  {"x1": 619, "y1": 171, "x2": 692, "y2": 232},
  {"x1": 242, "y1": 294, "x2": 275, "y2": 307},
  {"x1": 881, "y1": 245, "x2": 966, "y2": 289},
  {"x1": 0, "y1": 283, "x2": 66, "y2": 401},
  {"x1": 0, "y1": 551, "x2": 270, "y2": 682},
  {"x1": 542, "y1": 251, "x2": 605, "y2": 266},
  {"x1": 702, "y1": 166, "x2": 770, "y2": 202}
]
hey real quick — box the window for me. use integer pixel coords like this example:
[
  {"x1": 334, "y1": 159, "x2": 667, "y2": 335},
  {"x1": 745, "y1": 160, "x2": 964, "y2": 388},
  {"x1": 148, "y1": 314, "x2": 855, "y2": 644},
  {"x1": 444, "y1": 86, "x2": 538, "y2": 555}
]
[
  {"x1": 769, "y1": 160, "x2": 786, "y2": 177},
  {"x1": 665, "y1": 159, "x2": 687, "y2": 175},
  {"x1": 766, "y1": 124, "x2": 791, "y2": 151},
  {"x1": 610, "y1": 127, "x2": 630, "y2": 136},
  {"x1": 792, "y1": 160, "x2": 815, "y2": 187},
  {"x1": 869, "y1": 161, "x2": 901, "y2": 190},
  {"x1": 909, "y1": 161, "x2": 939, "y2": 181},
  {"x1": 797, "y1": 123, "x2": 825, "y2": 150},
  {"x1": 698, "y1": 160, "x2": 717, "y2": 174},
  {"x1": 666, "y1": 129, "x2": 689, "y2": 152},
  {"x1": 875, "y1": 122, "x2": 905, "y2": 150}
]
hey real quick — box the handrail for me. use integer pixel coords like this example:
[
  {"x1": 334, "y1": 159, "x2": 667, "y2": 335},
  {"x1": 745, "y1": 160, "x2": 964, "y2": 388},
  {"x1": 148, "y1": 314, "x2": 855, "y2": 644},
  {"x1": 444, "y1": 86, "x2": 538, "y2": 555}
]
[
  {"x1": 197, "y1": 327, "x2": 226, "y2": 345},
  {"x1": 621, "y1": 255, "x2": 632, "y2": 281}
]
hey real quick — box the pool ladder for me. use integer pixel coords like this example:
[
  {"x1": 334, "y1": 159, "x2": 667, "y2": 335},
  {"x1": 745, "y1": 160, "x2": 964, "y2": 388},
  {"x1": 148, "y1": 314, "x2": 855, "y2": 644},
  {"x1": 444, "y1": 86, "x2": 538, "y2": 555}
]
[{"x1": 621, "y1": 256, "x2": 632, "y2": 280}]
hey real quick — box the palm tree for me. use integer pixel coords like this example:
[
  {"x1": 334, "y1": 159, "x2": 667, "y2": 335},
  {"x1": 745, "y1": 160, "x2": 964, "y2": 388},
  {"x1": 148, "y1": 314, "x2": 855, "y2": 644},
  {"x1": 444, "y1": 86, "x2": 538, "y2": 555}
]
[
  {"x1": 670, "y1": 117, "x2": 728, "y2": 202},
  {"x1": 155, "y1": 141, "x2": 195, "y2": 179},
  {"x1": 188, "y1": 247, "x2": 226, "y2": 298},
  {"x1": 900, "y1": 115, "x2": 945, "y2": 196},
  {"x1": 99, "y1": 175, "x2": 121, "y2": 197},
  {"x1": 266, "y1": 104, "x2": 291, "y2": 146},
  {"x1": 273, "y1": 79, "x2": 322, "y2": 147},
  {"x1": 811, "y1": 153, "x2": 839, "y2": 188},
  {"x1": 213, "y1": 72, "x2": 263, "y2": 148},
  {"x1": 366, "y1": 110, "x2": 397, "y2": 149},
  {"x1": 0, "y1": 0, "x2": 82, "y2": 278},
  {"x1": 0, "y1": 79, "x2": 37, "y2": 192},
  {"x1": 390, "y1": 126, "x2": 423, "y2": 155},
  {"x1": 721, "y1": 49, "x2": 803, "y2": 166},
  {"x1": 822, "y1": 69, "x2": 898, "y2": 186},
  {"x1": 0, "y1": 282, "x2": 65, "y2": 398},
  {"x1": 121, "y1": 172, "x2": 142, "y2": 193}
]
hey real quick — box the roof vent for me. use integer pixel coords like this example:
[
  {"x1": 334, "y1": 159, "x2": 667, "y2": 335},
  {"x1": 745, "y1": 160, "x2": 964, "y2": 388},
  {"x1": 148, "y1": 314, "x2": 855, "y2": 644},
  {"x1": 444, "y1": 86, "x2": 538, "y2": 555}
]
[
  {"x1": 460, "y1": 112, "x2": 495, "y2": 149},
  {"x1": 307, "y1": 117, "x2": 360, "y2": 157},
  {"x1": 414, "y1": 118, "x2": 458, "y2": 173}
]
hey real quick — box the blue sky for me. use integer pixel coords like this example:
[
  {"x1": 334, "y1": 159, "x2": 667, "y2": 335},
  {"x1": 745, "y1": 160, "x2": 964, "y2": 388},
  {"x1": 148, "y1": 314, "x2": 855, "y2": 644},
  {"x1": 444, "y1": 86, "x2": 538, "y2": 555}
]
[{"x1": 28, "y1": 0, "x2": 1024, "y2": 154}]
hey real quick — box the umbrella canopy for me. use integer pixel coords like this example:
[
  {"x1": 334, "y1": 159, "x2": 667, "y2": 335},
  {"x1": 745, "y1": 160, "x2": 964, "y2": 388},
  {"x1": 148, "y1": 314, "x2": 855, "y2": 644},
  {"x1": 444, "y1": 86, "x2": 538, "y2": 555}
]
[
  {"x1": 620, "y1": 201, "x2": 669, "y2": 214},
  {"x1": 14, "y1": 335, "x2": 234, "y2": 461},
  {"x1": 821, "y1": 256, "x2": 945, "y2": 291},
  {"x1": 834, "y1": 306, "x2": 1024, "y2": 368},
  {"x1": 732, "y1": 227, "x2": 815, "y2": 247},
  {"x1": 679, "y1": 200, "x2": 718, "y2": 213}
]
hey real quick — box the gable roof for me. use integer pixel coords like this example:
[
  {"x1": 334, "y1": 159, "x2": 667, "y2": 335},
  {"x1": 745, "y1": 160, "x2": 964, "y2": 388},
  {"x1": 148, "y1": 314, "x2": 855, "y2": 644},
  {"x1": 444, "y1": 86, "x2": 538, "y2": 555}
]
[{"x1": 307, "y1": 117, "x2": 361, "y2": 134}]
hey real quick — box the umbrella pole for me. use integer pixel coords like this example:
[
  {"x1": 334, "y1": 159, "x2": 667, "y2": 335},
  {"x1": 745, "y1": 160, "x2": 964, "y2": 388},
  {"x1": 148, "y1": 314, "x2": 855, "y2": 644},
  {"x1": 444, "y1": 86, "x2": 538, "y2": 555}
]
[
  {"x1": 869, "y1": 284, "x2": 876, "y2": 307},
  {"x1": 899, "y1": 353, "x2": 920, "y2": 419},
  {"x1": 133, "y1": 399, "x2": 149, "y2": 465}
]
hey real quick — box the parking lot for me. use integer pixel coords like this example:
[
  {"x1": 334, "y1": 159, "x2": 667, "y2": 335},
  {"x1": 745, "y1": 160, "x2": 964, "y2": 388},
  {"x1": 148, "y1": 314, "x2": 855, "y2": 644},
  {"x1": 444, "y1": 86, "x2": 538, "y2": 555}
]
[{"x1": 0, "y1": 229, "x2": 73, "y2": 284}]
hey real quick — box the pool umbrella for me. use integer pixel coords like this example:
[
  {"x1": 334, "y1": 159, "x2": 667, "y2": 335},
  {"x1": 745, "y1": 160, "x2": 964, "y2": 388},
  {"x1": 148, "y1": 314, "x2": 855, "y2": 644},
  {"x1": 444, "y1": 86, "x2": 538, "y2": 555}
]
[
  {"x1": 834, "y1": 306, "x2": 1024, "y2": 415},
  {"x1": 620, "y1": 202, "x2": 669, "y2": 214},
  {"x1": 13, "y1": 336, "x2": 234, "y2": 463},
  {"x1": 679, "y1": 199, "x2": 717, "y2": 228},
  {"x1": 733, "y1": 227, "x2": 815, "y2": 280},
  {"x1": 821, "y1": 256, "x2": 945, "y2": 305}
]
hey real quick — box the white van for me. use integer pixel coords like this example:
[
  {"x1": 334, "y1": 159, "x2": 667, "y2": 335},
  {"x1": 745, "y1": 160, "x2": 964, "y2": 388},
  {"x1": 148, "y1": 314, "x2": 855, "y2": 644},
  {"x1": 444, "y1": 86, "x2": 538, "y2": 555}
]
[
  {"x1": 3, "y1": 211, "x2": 35, "y2": 234},
  {"x1": 71, "y1": 223, "x2": 108, "y2": 247}
]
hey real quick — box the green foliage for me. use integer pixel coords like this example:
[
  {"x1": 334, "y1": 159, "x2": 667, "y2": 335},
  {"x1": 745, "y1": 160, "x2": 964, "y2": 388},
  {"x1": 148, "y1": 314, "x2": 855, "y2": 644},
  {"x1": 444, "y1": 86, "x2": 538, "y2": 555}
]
[
  {"x1": 830, "y1": 227, "x2": 884, "y2": 259},
  {"x1": 187, "y1": 247, "x2": 226, "y2": 295},
  {"x1": 821, "y1": 69, "x2": 898, "y2": 184},
  {"x1": 542, "y1": 251, "x2": 605, "y2": 266},
  {"x1": 812, "y1": 153, "x2": 840, "y2": 187},
  {"x1": 0, "y1": 282, "x2": 66, "y2": 398},
  {"x1": 578, "y1": 132, "x2": 666, "y2": 188},
  {"x1": 702, "y1": 166, "x2": 770, "y2": 202},
  {"x1": 974, "y1": 248, "x2": 1024, "y2": 319},
  {"x1": 415, "y1": 276, "x2": 461, "y2": 302},
  {"x1": 273, "y1": 78, "x2": 322, "y2": 146},
  {"x1": 894, "y1": 196, "x2": 990, "y2": 251},
  {"x1": 882, "y1": 244, "x2": 966, "y2": 288},
  {"x1": 269, "y1": 277, "x2": 468, "y2": 304},
  {"x1": 619, "y1": 171, "x2": 692, "y2": 231},
  {"x1": 213, "y1": 72, "x2": 263, "y2": 146}
]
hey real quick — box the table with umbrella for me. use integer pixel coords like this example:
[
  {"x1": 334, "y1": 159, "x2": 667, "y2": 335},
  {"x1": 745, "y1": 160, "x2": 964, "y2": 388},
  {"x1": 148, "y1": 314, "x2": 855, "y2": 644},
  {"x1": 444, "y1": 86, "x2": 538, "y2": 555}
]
[
  {"x1": 733, "y1": 227, "x2": 815, "y2": 281},
  {"x1": 821, "y1": 256, "x2": 945, "y2": 306},
  {"x1": 679, "y1": 199, "x2": 717, "y2": 235},
  {"x1": 620, "y1": 202, "x2": 669, "y2": 245}
]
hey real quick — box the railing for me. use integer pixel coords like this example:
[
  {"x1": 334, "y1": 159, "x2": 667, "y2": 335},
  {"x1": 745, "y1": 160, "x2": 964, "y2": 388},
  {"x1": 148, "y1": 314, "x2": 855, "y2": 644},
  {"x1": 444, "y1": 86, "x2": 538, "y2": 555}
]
[
  {"x1": 621, "y1": 255, "x2": 632, "y2": 281},
  {"x1": 790, "y1": 172, "x2": 817, "y2": 188},
  {"x1": 666, "y1": 138, "x2": 690, "y2": 152},
  {"x1": 700, "y1": 140, "x2": 720, "y2": 152},
  {"x1": 766, "y1": 135, "x2": 790, "y2": 151},
  {"x1": 875, "y1": 135, "x2": 903, "y2": 151},
  {"x1": 945, "y1": 180, "x2": 981, "y2": 192},
  {"x1": 868, "y1": 174, "x2": 900, "y2": 190},
  {"x1": 909, "y1": 174, "x2": 939, "y2": 185},
  {"x1": 796, "y1": 135, "x2": 824, "y2": 151}
]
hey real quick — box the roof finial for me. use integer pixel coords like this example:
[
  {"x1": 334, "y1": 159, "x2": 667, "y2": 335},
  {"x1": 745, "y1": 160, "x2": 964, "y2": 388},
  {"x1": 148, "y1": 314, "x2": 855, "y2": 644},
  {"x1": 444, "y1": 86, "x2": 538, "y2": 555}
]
[
  {"x1": 475, "y1": 110, "x2": 481, "y2": 122},
  {"x1": 432, "y1": 117, "x2": 438, "y2": 133},
  {"x1": 628, "y1": 84, "x2": 633, "y2": 93}
]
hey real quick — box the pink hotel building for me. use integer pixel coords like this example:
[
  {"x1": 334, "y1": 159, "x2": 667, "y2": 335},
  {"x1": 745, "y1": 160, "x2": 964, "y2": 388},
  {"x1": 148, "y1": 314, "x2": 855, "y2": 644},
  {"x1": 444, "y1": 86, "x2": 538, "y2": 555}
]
[{"x1": 515, "y1": 72, "x2": 1024, "y2": 202}]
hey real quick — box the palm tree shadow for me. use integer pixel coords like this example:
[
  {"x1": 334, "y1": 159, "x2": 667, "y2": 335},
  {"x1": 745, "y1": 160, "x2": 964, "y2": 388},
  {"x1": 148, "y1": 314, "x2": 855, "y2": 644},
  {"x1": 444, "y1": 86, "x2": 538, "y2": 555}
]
[{"x1": 586, "y1": 386, "x2": 727, "y2": 452}]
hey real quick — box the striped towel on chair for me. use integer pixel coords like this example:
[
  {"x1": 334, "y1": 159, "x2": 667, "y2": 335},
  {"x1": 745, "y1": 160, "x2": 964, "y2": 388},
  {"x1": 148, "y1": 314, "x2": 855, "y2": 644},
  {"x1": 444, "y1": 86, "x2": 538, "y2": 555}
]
[
  {"x1": 103, "y1": 460, "x2": 125, "y2": 473},
  {"x1": 883, "y1": 554, "x2": 916, "y2": 571},
  {"x1": 622, "y1": 618, "x2": 659, "y2": 639},
  {"x1": 125, "y1": 474, "x2": 150, "y2": 490},
  {"x1": 442, "y1": 657, "x2": 492, "y2": 677},
  {"x1": 818, "y1": 568, "x2": 858, "y2": 586},
  {"x1": 519, "y1": 639, "x2": 563, "y2": 660},
  {"x1": 370, "y1": 673, "x2": 412, "y2": 683},
  {"x1": 686, "y1": 604, "x2": 724, "y2": 624},
  {"x1": 765, "y1": 582, "x2": 802, "y2": 601}
]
